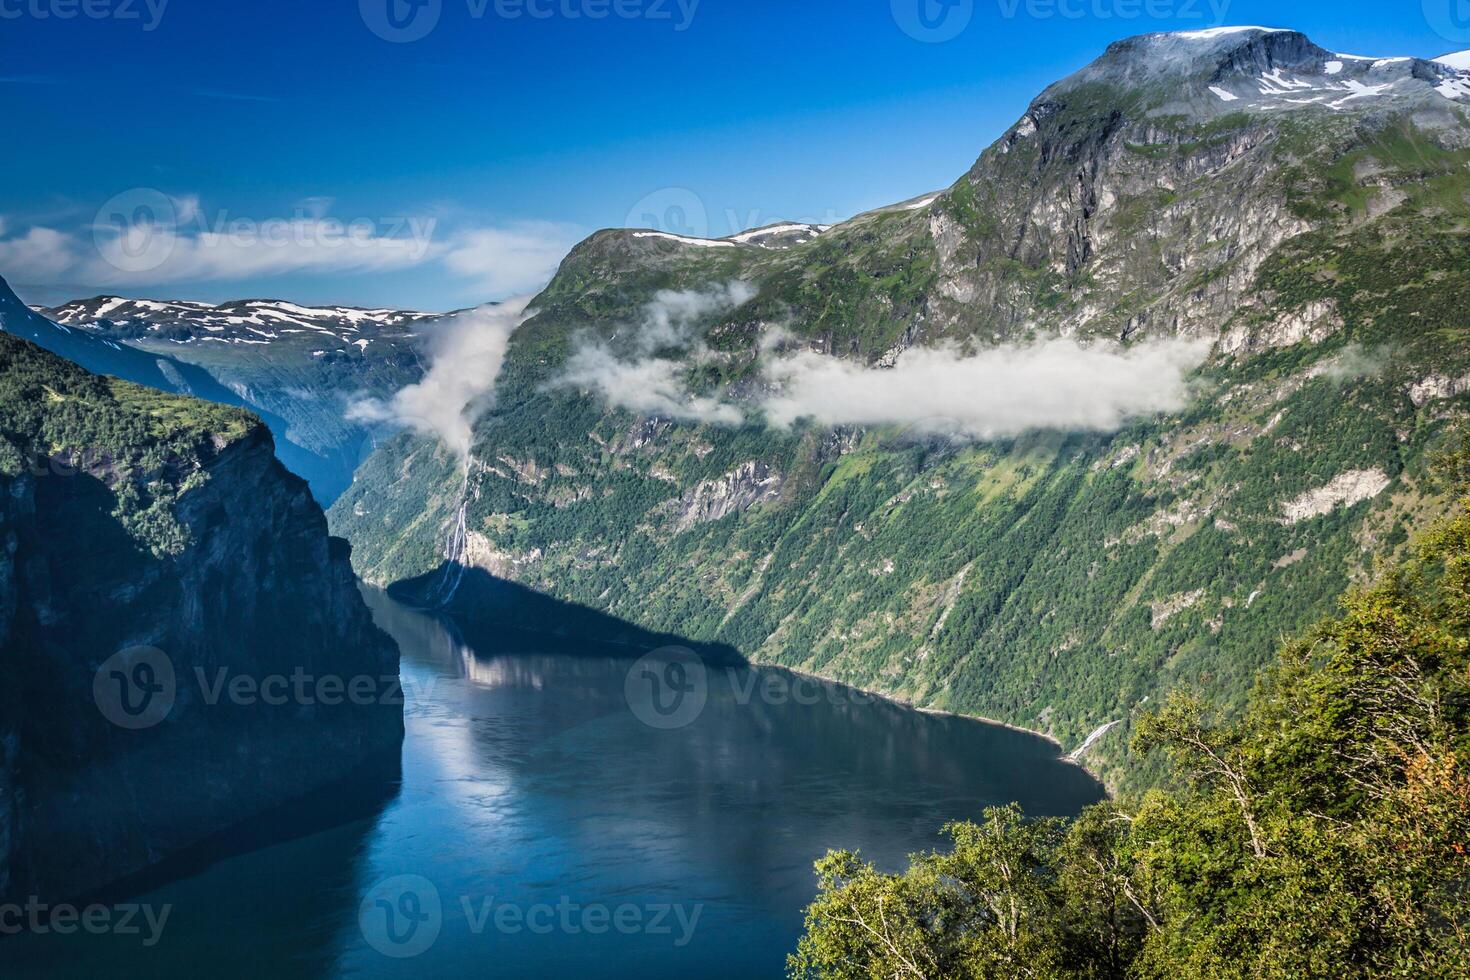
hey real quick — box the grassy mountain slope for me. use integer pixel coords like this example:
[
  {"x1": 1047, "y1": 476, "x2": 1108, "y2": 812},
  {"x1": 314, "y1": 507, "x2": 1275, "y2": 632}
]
[{"x1": 334, "y1": 29, "x2": 1470, "y2": 789}]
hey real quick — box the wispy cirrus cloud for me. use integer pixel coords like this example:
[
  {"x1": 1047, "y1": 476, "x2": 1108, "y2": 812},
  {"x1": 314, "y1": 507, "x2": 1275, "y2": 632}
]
[
  {"x1": 442, "y1": 222, "x2": 586, "y2": 297},
  {"x1": 0, "y1": 192, "x2": 580, "y2": 303}
]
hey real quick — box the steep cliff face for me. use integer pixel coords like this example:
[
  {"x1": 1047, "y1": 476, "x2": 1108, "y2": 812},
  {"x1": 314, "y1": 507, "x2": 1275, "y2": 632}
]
[{"x1": 0, "y1": 332, "x2": 402, "y2": 903}]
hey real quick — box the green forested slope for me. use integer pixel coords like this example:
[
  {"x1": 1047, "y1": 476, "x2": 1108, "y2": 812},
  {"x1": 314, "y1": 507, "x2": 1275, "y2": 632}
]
[
  {"x1": 790, "y1": 453, "x2": 1470, "y2": 978},
  {"x1": 334, "y1": 30, "x2": 1470, "y2": 789}
]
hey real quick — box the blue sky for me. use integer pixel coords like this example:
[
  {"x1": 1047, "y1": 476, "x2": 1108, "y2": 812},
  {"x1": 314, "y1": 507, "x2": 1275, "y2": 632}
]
[{"x1": 0, "y1": 0, "x2": 1463, "y2": 310}]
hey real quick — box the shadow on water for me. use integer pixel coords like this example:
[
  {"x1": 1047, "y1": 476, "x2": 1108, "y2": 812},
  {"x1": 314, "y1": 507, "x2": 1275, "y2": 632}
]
[
  {"x1": 2, "y1": 574, "x2": 1105, "y2": 980},
  {"x1": 388, "y1": 563, "x2": 747, "y2": 666}
]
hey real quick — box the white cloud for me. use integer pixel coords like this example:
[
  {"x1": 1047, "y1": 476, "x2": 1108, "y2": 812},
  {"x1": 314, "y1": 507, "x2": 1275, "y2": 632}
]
[
  {"x1": 637, "y1": 281, "x2": 756, "y2": 353},
  {"x1": 760, "y1": 338, "x2": 1211, "y2": 437},
  {"x1": 348, "y1": 298, "x2": 536, "y2": 461},
  {"x1": 0, "y1": 227, "x2": 76, "y2": 282},
  {"x1": 550, "y1": 282, "x2": 755, "y2": 425},
  {"x1": 442, "y1": 222, "x2": 584, "y2": 298},
  {"x1": 558, "y1": 345, "x2": 744, "y2": 425},
  {"x1": 0, "y1": 199, "x2": 580, "y2": 301},
  {"x1": 553, "y1": 283, "x2": 1208, "y2": 438}
]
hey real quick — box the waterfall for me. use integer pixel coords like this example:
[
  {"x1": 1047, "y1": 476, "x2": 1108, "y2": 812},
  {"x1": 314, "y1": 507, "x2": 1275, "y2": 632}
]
[
  {"x1": 425, "y1": 469, "x2": 472, "y2": 608},
  {"x1": 1067, "y1": 720, "x2": 1122, "y2": 763}
]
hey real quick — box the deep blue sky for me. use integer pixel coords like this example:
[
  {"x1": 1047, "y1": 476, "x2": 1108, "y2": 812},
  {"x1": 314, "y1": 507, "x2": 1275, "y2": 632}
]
[{"x1": 0, "y1": 0, "x2": 1462, "y2": 310}]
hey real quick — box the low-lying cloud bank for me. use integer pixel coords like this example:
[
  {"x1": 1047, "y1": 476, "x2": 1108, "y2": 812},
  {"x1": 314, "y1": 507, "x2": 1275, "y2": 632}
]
[
  {"x1": 762, "y1": 337, "x2": 1211, "y2": 438},
  {"x1": 348, "y1": 298, "x2": 536, "y2": 461},
  {"x1": 551, "y1": 282, "x2": 755, "y2": 425},
  {"x1": 375, "y1": 280, "x2": 1213, "y2": 463},
  {"x1": 551, "y1": 279, "x2": 1211, "y2": 439}
]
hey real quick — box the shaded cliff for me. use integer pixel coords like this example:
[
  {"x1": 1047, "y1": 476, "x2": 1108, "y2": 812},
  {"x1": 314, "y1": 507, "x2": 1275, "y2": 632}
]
[{"x1": 0, "y1": 331, "x2": 403, "y2": 903}]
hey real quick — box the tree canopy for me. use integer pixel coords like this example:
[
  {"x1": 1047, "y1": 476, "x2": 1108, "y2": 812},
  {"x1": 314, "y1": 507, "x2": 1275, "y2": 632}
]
[{"x1": 791, "y1": 447, "x2": 1470, "y2": 979}]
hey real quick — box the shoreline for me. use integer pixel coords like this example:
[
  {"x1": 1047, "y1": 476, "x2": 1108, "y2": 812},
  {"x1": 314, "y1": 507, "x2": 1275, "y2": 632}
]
[{"x1": 364, "y1": 578, "x2": 1113, "y2": 787}]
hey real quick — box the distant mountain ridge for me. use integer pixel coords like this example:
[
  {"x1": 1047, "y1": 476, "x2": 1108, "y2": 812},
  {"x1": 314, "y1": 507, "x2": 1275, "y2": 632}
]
[
  {"x1": 41, "y1": 295, "x2": 439, "y2": 347},
  {"x1": 1, "y1": 279, "x2": 456, "y2": 503}
]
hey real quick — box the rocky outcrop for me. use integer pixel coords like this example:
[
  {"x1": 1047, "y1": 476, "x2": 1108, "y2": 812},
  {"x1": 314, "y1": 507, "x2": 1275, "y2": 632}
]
[
  {"x1": 664, "y1": 461, "x2": 785, "y2": 532},
  {"x1": 1281, "y1": 469, "x2": 1392, "y2": 524},
  {"x1": 1218, "y1": 300, "x2": 1342, "y2": 356},
  {"x1": 1407, "y1": 372, "x2": 1470, "y2": 407},
  {"x1": 0, "y1": 334, "x2": 402, "y2": 904}
]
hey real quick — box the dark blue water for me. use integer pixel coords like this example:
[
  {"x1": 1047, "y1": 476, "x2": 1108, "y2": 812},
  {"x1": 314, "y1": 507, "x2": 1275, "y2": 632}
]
[{"x1": 6, "y1": 590, "x2": 1104, "y2": 979}]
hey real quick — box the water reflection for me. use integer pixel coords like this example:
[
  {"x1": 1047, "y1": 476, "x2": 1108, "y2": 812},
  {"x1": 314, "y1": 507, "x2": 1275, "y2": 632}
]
[{"x1": 3, "y1": 590, "x2": 1103, "y2": 980}]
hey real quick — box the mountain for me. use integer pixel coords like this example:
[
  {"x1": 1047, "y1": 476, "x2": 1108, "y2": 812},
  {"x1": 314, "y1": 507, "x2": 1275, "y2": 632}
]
[
  {"x1": 331, "y1": 26, "x2": 1470, "y2": 790},
  {"x1": 42, "y1": 295, "x2": 437, "y2": 339},
  {"x1": 0, "y1": 330, "x2": 403, "y2": 903},
  {"x1": 4, "y1": 284, "x2": 453, "y2": 503}
]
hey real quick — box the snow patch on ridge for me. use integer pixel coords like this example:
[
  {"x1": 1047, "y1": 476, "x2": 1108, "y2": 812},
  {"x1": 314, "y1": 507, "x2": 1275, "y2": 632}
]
[
  {"x1": 1174, "y1": 26, "x2": 1287, "y2": 40},
  {"x1": 632, "y1": 231, "x2": 737, "y2": 249}
]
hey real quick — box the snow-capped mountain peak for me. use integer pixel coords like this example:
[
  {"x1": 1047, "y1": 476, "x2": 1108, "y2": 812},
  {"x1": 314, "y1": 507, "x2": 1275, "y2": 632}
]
[{"x1": 43, "y1": 295, "x2": 443, "y2": 349}]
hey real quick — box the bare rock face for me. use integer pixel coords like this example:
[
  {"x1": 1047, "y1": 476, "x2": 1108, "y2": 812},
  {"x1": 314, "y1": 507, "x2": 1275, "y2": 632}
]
[
  {"x1": 1219, "y1": 300, "x2": 1342, "y2": 356},
  {"x1": 0, "y1": 335, "x2": 402, "y2": 904},
  {"x1": 665, "y1": 461, "x2": 786, "y2": 532},
  {"x1": 1408, "y1": 372, "x2": 1470, "y2": 407},
  {"x1": 1280, "y1": 469, "x2": 1392, "y2": 524}
]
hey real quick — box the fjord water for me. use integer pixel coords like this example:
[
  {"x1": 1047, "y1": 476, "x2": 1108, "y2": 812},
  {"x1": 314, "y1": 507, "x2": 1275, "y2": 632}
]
[{"x1": 9, "y1": 590, "x2": 1103, "y2": 979}]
